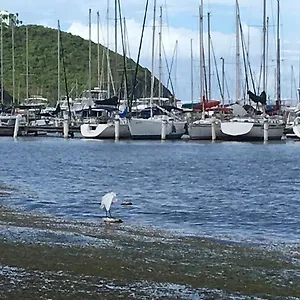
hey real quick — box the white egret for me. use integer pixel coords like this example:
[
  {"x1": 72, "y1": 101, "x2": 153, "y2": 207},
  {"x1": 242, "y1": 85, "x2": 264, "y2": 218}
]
[{"x1": 100, "y1": 192, "x2": 117, "y2": 217}]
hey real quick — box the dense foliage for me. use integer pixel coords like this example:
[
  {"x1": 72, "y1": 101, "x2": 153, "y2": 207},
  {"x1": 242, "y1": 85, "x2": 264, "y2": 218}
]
[{"x1": 0, "y1": 24, "x2": 171, "y2": 106}]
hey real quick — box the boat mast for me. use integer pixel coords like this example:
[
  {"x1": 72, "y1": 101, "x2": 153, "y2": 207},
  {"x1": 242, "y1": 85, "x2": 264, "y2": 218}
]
[
  {"x1": 57, "y1": 21, "x2": 60, "y2": 103},
  {"x1": 26, "y1": 26, "x2": 29, "y2": 100},
  {"x1": 144, "y1": 69, "x2": 147, "y2": 98},
  {"x1": 221, "y1": 57, "x2": 225, "y2": 106},
  {"x1": 107, "y1": 0, "x2": 111, "y2": 97},
  {"x1": 266, "y1": 16, "x2": 269, "y2": 96},
  {"x1": 97, "y1": 11, "x2": 100, "y2": 91},
  {"x1": 174, "y1": 40, "x2": 178, "y2": 105},
  {"x1": 191, "y1": 39, "x2": 194, "y2": 105},
  {"x1": 158, "y1": 5, "x2": 162, "y2": 103},
  {"x1": 291, "y1": 65, "x2": 294, "y2": 100},
  {"x1": 276, "y1": 0, "x2": 281, "y2": 104},
  {"x1": 88, "y1": 8, "x2": 92, "y2": 105},
  {"x1": 262, "y1": 0, "x2": 267, "y2": 93},
  {"x1": 207, "y1": 12, "x2": 211, "y2": 101},
  {"x1": 114, "y1": 0, "x2": 118, "y2": 93},
  {"x1": 298, "y1": 38, "x2": 300, "y2": 101},
  {"x1": 11, "y1": 15, "x2": 15, "y2": 105},
  {"x1": 235, "y1": 0, "x2": 240, "y2": 102},
  {"x1": 0, "y1": 15, "x2": 3, "y2": 104},
  {"x1": 150, "y1": 0, "x2": 157, "y2": 118},
  {"x1": 199, "y1": 1, "x2": 204, "y2": 118},
  {"x1": 123, "y1": 17, "x2": 128, "y2": 104}
]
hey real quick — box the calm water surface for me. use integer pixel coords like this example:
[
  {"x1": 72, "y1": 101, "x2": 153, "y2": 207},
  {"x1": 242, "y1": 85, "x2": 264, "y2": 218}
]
[{"x1": 0, "y1": 137, "x2": 299, "y2": 245}]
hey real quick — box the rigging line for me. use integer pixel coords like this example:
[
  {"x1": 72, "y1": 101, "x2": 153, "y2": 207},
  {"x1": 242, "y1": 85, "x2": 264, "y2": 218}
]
[
  {"x1": 164, "y1": 0, "x2": 170, "y2": 36},
  {"x1": 117, "y1": 0, "x2": 129, "y2": 103},
  {"x1": 241, "y1": 27, "x2": 256, "y2": 93},
  {"x1": 270, "y1": 0, "x2": 276, "y2": 64},
  {"x1": 123, "y1": 18, "x2": 132, "y2": 59},
  {"x1": 130, "y1": 0, "x2": 150, "y2": 108},
  {"x1": 211, "y1": 39, "x2": 223, "y2": 100},
  {"x1": 162, "y1": 43, "x2": 175, "y2": 97},
  {"x1": 164, "y1": 41, "x2": 177, "y2": 92},
  {"x1": 238, "y1": 13, "x2": 249, "y2": 93}
]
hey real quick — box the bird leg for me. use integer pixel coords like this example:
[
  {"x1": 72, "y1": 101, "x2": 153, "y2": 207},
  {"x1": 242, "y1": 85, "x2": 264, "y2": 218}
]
[{"x1": 109, "y1": 210, "x2": 112, "y2": 218}]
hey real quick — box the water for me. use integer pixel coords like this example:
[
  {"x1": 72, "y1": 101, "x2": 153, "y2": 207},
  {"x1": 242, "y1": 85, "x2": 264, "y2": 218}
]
[{"x1": 0, "y1": 137, "x2": 299, "y2": 246}]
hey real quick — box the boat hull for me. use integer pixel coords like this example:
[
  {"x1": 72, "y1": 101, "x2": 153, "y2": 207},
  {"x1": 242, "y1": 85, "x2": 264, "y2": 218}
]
[
  {"x1": 219, "y1": 121, "x2": 284, "y2": 141},
  {"x1": 128, "y1": 117, "x2": 186, "y2": 140},
  {"x1": 80, "y1": 122, "x2": 131, "y2": 139},
  {"x1": 188, "y1": 120, "x2": 220, "y2": 140},
  {"x1": 0, "y1": 126, "x2": 15, "y2": 136}
]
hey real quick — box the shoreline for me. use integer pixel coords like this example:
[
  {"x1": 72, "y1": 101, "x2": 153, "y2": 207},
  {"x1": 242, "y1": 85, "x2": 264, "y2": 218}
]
[{"x1": 1, "y1": 205, "x2": 299, "y2": 299}]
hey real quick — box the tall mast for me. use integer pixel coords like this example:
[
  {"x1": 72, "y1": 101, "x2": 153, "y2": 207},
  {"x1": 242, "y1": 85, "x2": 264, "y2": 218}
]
[
  {"x1": 199, "y1": 1, "x2": 204, "y2": 118},
  {"x1": 107, "y1": 0, "x2": 110, "y2": 97},
  {"x1": 57, "y1": 20, "x2": 61, "y2": 103},
  {"x1": 114, "y1": 0, "x2": 118, "y2": 92},
  {"x1": 298, "y1": 38, "x2": 300, "y2": 98},
  {"x1": 12, "y1": 15, "x2": 15, "y2": 104},
  {"x1": 123, "y1": 17, "x2": 128, "y2": 104},
  {"x1": 266, "y1": 16, "x2": 269, "y2": 96},
  {"x1": 276, "y1": 0, "x2": 281, "y2": 104},
  {"x1": 158, "y1": 5, "x2": 163, "y2": 102},
  {"x1": 262, "y1": 0, "x2": 267, "y2": 92},
  {"x1": 144, "y1": 69, "x2": 147, "y2": 98},
  {"x1": 235, "y1": 0, "x2": 240, "y2": 102},
  {"x1": 25, "y1": 25, "x2": 29, "y2": 100},
  {"x1": 221, "y1": 57, "x2": 225, "y2": 106},
  {"x1": 191, "y1": 39, "x2": 194, "y2": 104},
  {"x1": 291, "y1": 65, "x2": 294, "y2": 100},
  {"x1": 97, "y1": 11, "x2": 100, "y2": 90},
  {"x1": 150, "y1": 0, "x2": 157, "y2": 118},
  {"x1": 207, "y1": 12, "x2": 211, "y2": 101},
  {"x1": 0, "y1": 15, "x2": 3, "y2": 104},
  {"x1": 174, "y1": 40, "x2": 178, "y2": 104},
  {"x1": 88, "y1": 8, "x2": 92, "y2": 103}
]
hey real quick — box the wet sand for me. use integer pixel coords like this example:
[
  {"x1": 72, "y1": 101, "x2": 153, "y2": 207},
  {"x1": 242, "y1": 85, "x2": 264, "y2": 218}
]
[{"x1": 0, "y1": 205, "x2": 299, "y2": 299}]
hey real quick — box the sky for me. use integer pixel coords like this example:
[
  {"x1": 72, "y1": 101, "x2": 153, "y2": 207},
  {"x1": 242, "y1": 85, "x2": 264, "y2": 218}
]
[{"x1": 2, "y1": 0, "x2": 300, "y2": 103}]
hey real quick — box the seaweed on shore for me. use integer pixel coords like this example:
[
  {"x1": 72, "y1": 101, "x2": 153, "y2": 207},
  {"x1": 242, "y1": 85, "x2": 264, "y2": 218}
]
[{"x1": 0, "y1": 205, "x2": 299, "y2": 299}]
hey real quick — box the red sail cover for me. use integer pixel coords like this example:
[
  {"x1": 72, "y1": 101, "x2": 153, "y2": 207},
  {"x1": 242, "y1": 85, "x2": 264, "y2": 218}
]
[{"x1": 193, "y1": 97, "x2": 220, "y2": 111}]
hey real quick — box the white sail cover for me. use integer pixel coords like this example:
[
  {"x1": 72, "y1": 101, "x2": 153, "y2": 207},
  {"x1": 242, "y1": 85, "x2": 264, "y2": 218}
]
[{"x1": 100, "y1": 192, "x2": 117, "y2": 211}]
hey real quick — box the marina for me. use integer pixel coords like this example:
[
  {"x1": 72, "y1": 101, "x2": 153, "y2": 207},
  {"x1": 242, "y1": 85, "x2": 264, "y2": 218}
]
[{"x1": 1, "y1": 0, "x2": 300, "y2": 299}]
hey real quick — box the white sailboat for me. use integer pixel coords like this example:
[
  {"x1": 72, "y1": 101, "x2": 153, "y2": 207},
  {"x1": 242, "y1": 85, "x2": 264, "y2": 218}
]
[
  {"x1": 128, "y1": 1, "x2": 186, "y2": 140},
  {"x1": 220, "y1": 115, "x2": 285, "y2": 141},
  {"x1": 129, "y1": 112, "x2": 186, "y2": 140},
  {"x1": 80, "y1": 105, "x2": 130, "y2": 139},
  {"x1": 218, "y1": 0, "x2": 285, "y2": 141},
  {"x1": 188, "y1": 3, "x2": 220, "y2": 140},
  {"x1": 80, "y1": 8, "x2": 130, "y2": 140}
]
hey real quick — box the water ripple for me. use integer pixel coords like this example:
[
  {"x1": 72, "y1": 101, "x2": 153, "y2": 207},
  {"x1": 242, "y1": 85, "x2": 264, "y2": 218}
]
[{"x1": 0, "y1": 137, "x2": 299, "y2": 245}]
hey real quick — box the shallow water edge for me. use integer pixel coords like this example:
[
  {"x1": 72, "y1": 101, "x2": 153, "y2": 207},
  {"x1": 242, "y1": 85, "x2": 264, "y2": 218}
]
[{"x1": 0, "y1": 205, "x2": 299, "y2": 300}]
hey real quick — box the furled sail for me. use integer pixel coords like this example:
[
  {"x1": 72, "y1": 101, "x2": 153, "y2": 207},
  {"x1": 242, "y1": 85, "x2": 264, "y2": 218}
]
[{"x1": 247, "y1": 90, "x2": 267, "y2": 105}]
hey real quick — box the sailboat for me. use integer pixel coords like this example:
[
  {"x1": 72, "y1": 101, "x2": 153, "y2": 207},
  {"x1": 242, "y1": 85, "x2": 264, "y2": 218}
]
[
  {"x1": 219, "y1": 0, "x2": 284, "y2": 141},
  {"x1": 128, "y1": 1, "x2": 187, "y2": 140},
  {"x1": 80, "y1": 8, "x2": 130, "y2": 139}
]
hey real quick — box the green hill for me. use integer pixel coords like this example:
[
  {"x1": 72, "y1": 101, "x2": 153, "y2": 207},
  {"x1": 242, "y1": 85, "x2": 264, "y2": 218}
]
[{"x1": 0, "y1": 24, "x2": 172, "y2": 106}]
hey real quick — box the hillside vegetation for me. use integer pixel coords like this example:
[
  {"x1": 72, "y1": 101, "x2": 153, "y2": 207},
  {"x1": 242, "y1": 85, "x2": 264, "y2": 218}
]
[{"x1": 1, "y1": 24, "x2": 171, "y2": 106}]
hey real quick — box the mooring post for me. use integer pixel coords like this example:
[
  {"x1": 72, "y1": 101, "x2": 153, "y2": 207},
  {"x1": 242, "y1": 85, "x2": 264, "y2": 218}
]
[
  {"x1": 114, "y1": 115, "x2": 120, "y2": 141},
  {"x1": 13, "y1": 114, "x2": 21, "y2": 139},
  {"x1": 161, "y1": 115, "x2": 167, "y2": 140}
]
